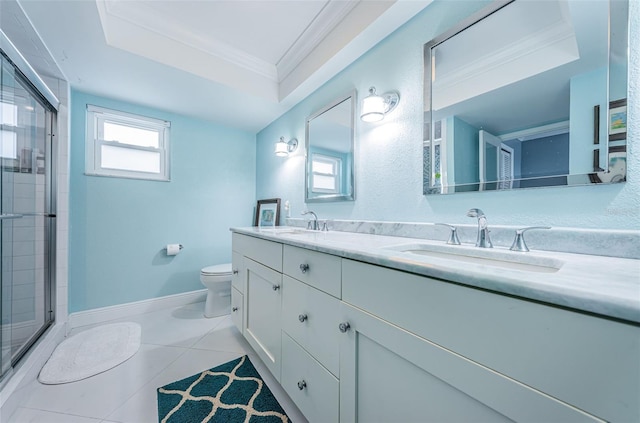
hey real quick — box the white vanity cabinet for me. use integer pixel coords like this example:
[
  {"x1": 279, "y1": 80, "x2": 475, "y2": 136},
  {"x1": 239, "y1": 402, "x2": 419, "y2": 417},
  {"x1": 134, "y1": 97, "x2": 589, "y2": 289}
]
[
  {"x1": 341, "y1": 259, "x2": 638, "y2": 423},
  {"x1": 232, "y1": 233, "x2": 284, "y2": 382},
  {"x1": 231, "y1": 231, "x2": 639, "y2": 423}
]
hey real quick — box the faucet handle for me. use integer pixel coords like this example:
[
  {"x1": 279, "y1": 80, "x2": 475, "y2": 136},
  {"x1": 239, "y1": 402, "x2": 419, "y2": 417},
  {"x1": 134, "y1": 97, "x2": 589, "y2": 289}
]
[
  {"x1": 435, "y1": 223, "x2": 461, "y2": 245},
  {"x1": 320, "y1": 220, "x2": 329, "y2": 232},
  {"x1": 510, "y1": 226, "x2": 551, "y2": 252}
]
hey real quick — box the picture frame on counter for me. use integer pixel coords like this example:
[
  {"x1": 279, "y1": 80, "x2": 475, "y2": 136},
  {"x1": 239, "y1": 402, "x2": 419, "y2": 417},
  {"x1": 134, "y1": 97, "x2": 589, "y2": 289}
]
[{"x1": 255, "y1": 198, "x2": 281, "y2": 227}]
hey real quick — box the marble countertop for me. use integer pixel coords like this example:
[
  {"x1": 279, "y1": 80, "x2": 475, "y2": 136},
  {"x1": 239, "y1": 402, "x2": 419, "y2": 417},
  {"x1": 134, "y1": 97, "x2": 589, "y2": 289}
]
[{"x1": 231, "y1": 226, "x2": 640, "y2": 324}]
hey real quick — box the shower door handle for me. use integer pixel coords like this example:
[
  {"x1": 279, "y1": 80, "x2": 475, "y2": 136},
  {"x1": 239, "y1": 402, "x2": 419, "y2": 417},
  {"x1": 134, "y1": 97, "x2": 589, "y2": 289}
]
[
  {"x1": 9, "y1": 212, "x2": 56, "y2": 218},
  {"x1": 0, "y1": 214, "x2": 24, "y2": 220}
]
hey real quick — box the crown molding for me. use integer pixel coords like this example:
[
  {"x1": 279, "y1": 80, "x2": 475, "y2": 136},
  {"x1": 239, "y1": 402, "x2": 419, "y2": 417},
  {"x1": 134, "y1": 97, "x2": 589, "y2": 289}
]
[
  {"x1": 276, "y1": 0, "x2": 359, "y2": 82},
  {"x1": 97, "y1": 0, "x2": 278, "y2": 81}
]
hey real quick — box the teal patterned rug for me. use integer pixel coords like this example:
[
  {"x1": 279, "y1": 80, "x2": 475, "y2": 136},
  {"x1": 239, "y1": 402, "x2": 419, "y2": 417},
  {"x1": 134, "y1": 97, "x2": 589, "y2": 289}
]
[{"x1": 157, "y1": 355, "x2": 289, "y2": 422}]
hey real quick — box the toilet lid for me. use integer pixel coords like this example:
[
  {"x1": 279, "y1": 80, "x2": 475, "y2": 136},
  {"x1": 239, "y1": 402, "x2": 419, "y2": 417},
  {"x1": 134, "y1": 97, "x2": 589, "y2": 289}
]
[{"x1": 201, "y1": 263, "x2": 233, "y2": 276}]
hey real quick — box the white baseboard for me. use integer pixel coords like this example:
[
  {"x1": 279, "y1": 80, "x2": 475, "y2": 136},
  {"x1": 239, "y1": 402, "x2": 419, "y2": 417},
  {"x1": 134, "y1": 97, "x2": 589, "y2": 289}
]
[{"x1": 68, "y1": 289, "x2": 207, "y2": 331}]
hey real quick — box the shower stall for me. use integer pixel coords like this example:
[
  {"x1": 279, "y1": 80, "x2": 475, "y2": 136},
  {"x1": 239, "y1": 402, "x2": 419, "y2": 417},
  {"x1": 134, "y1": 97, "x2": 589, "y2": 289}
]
[{"x1": 0, "y1": 48, "x2": 57, "y2": 382}]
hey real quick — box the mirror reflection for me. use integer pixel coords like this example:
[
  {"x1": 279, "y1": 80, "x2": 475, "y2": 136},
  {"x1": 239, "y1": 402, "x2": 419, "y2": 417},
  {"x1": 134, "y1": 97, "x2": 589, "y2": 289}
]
[
  {"x1": 424, "y1": 0, "x2": 628, "y2": 194},
  {"x1": 305, "y1": 91, "x2": 356, "y2": 202}
]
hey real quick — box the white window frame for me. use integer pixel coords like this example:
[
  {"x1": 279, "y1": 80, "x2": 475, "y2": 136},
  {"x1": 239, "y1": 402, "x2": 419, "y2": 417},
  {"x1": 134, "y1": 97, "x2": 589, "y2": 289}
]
[
  {"x1": 85, "y1": 105, "x2": 170, "y2": 181},
  {"x1": 311, "y1": 153, "x2": 341, "y2": 194}
]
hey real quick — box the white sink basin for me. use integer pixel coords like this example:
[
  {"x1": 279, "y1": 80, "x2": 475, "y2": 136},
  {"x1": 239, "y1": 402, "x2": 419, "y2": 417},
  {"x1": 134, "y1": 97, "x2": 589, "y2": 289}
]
[{"x1": 385, "y1": 243, "x2": 563, "y2": 273}]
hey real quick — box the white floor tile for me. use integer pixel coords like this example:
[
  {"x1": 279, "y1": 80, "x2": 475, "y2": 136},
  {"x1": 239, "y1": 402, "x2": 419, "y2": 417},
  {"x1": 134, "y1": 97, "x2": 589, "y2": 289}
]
[
  {"x1": 103, "y1": 303, "x2": 226, "y2": 348},
  {"x1": 191, "y1": 316, "x2": 249, "y2": 353},
  {"x1": 20, "y1": 344, "x2": 186, "y2": 419},
  {"x1": 105, "y1": 348, "x2": 243, "y2": 423},
  {"x1": 8, "y1": 407, "x2": 102, "y2": 423},
  {"x1": 9, "y1": 302, "x2": 307, "y2": 423}
]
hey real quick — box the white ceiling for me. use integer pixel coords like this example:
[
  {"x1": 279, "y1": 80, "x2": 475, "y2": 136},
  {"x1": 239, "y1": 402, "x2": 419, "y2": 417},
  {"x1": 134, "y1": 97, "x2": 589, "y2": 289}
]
[{"x1": 13, "y1": 0, "x2": 431, "y2": 132}]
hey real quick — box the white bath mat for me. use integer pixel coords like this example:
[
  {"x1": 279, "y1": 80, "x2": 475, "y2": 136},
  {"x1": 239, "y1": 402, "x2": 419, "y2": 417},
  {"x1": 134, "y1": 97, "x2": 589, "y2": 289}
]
[{"x1": 38, "y1": 322, "x2": 141, "y2": 384}]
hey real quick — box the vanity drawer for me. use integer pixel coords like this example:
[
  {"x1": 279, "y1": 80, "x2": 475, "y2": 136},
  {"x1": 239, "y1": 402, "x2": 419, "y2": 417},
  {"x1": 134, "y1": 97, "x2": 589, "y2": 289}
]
[
  {"x1": 282, "y1": 275, "x2": 340, "y2": 376},
  {"x1": 283, "y1": 245, "x2": 341, "y2": 298},
  {"x1": 231, "y1": 251, "x2": 244, "y2": 293},
  {"x1": 232, "y1": 233, "x2": 282, "y2": 272},
  {"x1": 342, "y1": 259, "x2": 640, "y2": 423},
  {"x1": 281, "y1": 332, "x2": 339, "y2": 423}
]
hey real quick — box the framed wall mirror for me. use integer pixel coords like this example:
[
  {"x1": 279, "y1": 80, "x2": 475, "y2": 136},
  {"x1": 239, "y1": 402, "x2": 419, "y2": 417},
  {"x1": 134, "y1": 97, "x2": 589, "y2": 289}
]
[
  {"x1": 305, "y1": 91, "x2": 356, "y2": 202},
  {"x1": 423, "y1": 0, "x2": 629, "y2": 194}
]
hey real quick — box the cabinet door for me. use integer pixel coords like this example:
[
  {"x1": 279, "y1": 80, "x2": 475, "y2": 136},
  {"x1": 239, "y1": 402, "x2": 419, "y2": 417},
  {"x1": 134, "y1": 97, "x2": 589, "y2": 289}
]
[
  {"x1": 231, "y1": 287, "x2": 243, "y2": 333},
  {"x1": 244, "y1": 258, "x2": 283, "y2": 382},
  {"x1": 338, "y1": 302, "x2": 602, "y2": 423}
]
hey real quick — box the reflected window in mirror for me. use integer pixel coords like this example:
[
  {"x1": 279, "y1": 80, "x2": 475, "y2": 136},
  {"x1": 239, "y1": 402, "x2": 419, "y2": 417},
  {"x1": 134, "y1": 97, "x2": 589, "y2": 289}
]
[
  {"x1": 306, "y1": 91, "x2": 356, "y2": 202},
  {"x1": 423, "y1": 0, "x2": 629, "y2": 195}
]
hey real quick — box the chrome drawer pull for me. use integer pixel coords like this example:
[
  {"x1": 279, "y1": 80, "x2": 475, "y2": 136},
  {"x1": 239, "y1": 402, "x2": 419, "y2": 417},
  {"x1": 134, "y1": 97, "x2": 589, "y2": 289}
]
[
  {"x1": 232, "y1": 307, "x2": 238, "y2": 312},
  {"x1": 339, "y1": 322, "x2": 351, "y2": 333},
  {"x1": 297, "y1": 380, "x2": 307, "y2": 390},
  {"x1": 272, "y1": 284, "x2": 281, "y2": 291},
  {"x1": 299, "y1": 263, "x2": 310, "y2": 273},
  {"x1": 298, "y1": 314, "x2": 308, "y2": 323}
]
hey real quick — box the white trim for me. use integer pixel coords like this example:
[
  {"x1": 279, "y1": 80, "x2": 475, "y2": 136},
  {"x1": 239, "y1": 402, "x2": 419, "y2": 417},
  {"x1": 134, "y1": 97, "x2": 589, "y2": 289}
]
[
  {"x1": 0, "y1": 29, "x2": 59, "y2": 110},
  {"x1": 97, "y1": 0, "x2": 278, "y2": 82},
  {"x1": 67, "y1": 289, "x2": 207, "y2": 331},
  {"x1": 277, "y1": 0, "x2": 358, "y2": 81},
  {"x1": 85, "y1": 105, "x2": 170, "y2": 181},
  {"x1": 498, "y1": 120, "x2": 570, "y2": 142}
]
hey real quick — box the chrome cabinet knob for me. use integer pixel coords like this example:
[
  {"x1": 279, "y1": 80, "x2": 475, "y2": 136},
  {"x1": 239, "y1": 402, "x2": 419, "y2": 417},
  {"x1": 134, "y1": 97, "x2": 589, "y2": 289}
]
[
  {"x1": 298, "y1": 314, "x2": 308, "y2": 323},
  {"x1": 339, "y1": 322, "x2": 351, "y2": 333},
  {"x1": 299, "y1": 263, "x2": 309, "y2": 273},
  {"x1": 232, "y1": 269, "x2": 239, "y2": 275},
  {"x1": 232, "y1": 307, "x2": 238, "y2": 312},
  {"x1": 297, "y1": 380, "x2": 307, "y2": 390},
  {"x1": 272, "y1": 284, "x2": 281, "y2": 291}
]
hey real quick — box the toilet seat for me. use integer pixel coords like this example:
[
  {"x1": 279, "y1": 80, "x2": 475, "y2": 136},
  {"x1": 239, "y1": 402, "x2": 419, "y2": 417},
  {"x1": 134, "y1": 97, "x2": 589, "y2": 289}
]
[{"x1": 201, "y1": 263, "x2": 232, "y2": 276}]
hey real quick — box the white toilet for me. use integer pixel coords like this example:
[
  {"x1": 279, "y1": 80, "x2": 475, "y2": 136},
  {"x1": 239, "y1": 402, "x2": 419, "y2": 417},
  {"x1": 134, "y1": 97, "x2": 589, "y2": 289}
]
[{"x1": 200, "y1": 263, "x2": 233, "y2": 318}]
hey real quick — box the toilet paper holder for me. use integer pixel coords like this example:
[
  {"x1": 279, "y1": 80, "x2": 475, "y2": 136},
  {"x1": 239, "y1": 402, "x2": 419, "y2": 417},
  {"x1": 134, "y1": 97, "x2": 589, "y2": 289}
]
[{"x1": 164, "y1": 244, "x2": 184, "y2": 252}]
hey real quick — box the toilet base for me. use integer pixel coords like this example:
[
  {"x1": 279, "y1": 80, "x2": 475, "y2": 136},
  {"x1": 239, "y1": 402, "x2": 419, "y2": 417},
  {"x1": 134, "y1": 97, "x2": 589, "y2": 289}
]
[{"x1": 203, "y1": 288, "x2": 231, "y2": 318}]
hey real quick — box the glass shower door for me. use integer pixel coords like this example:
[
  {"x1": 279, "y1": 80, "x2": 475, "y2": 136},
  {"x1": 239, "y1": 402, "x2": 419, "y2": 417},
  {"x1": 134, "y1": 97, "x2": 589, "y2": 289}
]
[{"x1": 1, "y1": 51, "x2": 55, "y2": 379}]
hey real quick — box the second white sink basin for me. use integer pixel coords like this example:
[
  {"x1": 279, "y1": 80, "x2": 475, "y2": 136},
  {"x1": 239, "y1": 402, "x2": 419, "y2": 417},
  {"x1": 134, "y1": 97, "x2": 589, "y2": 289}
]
[{"x1": 385, "y1": 243, "x2": 563, "y2": 273}]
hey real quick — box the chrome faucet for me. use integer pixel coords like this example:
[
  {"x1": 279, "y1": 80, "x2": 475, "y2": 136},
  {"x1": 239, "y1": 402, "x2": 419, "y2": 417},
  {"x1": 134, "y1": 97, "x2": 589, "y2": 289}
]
[
  {"x1": 301, "y1": 210, "x2": 319, "y2": 230},
  {"x1": 467, "y1": 208, "x2": 492, "y2": 248}
]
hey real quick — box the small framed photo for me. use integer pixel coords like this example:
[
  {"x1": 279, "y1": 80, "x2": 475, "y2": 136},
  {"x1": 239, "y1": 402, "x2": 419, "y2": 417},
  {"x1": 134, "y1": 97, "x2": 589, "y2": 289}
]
[
  {"x1": 254, "y1": 198, "x2": 281, "y2": 227},
  {"x1": 609, "y1": 99, "x2": 627, "y2": 141}
]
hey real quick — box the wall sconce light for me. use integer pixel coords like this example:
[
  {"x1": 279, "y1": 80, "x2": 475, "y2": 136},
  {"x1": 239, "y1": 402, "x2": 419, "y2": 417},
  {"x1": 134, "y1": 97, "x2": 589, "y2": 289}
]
[
  {"x1": 275, "y1": 136, "x2": 298, "y2": 157},
  {"x1": 360, "y1": 86, "x2": 400, "y2": 122}
]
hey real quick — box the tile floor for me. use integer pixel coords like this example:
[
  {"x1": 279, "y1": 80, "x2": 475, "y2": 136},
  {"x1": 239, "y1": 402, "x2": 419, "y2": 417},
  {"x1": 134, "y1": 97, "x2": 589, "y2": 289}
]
[{"x1": 7, "y1": 302, "x2": 307, "y2": 422}]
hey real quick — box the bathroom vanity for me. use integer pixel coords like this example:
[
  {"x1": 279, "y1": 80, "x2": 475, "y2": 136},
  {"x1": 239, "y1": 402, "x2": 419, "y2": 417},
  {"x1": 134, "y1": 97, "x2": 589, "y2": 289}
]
[{"x1": 230, "y1": 227, "x2": 639, "y2": 423}]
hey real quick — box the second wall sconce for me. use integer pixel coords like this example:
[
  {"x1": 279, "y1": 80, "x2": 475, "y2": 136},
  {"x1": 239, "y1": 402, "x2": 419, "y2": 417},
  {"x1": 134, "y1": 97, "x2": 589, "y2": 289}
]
[
  {"x1": 360, "y1": 86, "x2": 400, "y2": 122},
  {"x1": 275, "y1": 136, "x2": 298, "y2": 157}
]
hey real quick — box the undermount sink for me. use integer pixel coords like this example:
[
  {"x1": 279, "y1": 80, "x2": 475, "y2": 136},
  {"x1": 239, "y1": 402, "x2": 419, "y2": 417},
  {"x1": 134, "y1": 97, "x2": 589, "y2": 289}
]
[{"x1": 385, "y1": 243, "x2": 563, "y2": 273}]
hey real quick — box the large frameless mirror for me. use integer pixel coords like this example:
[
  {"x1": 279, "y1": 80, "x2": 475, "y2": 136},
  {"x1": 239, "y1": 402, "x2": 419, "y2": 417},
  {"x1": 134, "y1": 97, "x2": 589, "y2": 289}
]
[
  {"x1": 305, "y1": 91, "x2": 356, "y2": 202},
  {"x1": 423, "y1": 0, "x2": 629, "y2": 194}
]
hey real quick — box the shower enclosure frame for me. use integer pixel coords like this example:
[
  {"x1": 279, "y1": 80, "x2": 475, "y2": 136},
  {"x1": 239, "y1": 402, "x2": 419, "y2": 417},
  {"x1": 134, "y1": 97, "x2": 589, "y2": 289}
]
[{"x1": 0, "y1": 45, "x2": 58, "y2": 384}]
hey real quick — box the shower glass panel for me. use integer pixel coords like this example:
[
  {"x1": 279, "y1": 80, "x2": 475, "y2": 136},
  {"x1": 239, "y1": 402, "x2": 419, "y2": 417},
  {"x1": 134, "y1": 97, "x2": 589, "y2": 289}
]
[{"x1": 1, "y1": 51, "x2": 55, "y2": 380}]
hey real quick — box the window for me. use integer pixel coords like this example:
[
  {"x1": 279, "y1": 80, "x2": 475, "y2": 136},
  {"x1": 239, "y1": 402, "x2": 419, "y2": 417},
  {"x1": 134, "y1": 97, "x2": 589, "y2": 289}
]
[
  {"x1": 311, "y1": 154, "x2": 341, "y2": 194},
  {"x1": 86, "y1": 105, "x2": 170, "y2": 181}
]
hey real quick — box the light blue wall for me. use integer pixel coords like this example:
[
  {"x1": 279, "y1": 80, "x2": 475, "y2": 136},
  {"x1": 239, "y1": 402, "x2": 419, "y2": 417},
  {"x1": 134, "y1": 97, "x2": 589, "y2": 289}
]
[
  {"x1": 256, "y1": 0, "x2": 639, "y2": 230},
  {"x1": 69, "y1": 90, "x2": 256, "y2": 313}
]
